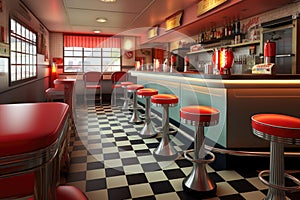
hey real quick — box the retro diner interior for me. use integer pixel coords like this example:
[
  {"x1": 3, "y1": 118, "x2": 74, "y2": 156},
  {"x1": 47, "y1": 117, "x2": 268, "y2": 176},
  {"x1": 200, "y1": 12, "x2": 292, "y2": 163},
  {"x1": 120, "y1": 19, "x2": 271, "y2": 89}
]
[{"x1": 0, "y1": 0, "x2": 300, "y2": 199}]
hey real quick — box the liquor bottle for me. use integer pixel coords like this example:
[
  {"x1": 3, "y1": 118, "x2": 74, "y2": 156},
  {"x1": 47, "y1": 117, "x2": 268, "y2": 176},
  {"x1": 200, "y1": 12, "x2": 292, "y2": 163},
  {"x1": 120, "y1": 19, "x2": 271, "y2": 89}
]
[
  {"x1": 200, "y1": 31, "x2": 205, "y2": 43},
  {"x1": 232, "y1": 21, "x2": 236, "y2": 36},
  {"x1": 236, "y1": 19, "x2": 241, "y2": 34},
  {"x1": 212, "y1": 26, "x2": 216, "y2": 39},
  {"x1": 222, "y1": 25, "x2": 225, "y2": 38},
  {"x1": 224, "y1": 23, "x2": 228, "y2": 37},
  {"x1": 228, "y1": 23, "x2": 232, "y2": 36}
]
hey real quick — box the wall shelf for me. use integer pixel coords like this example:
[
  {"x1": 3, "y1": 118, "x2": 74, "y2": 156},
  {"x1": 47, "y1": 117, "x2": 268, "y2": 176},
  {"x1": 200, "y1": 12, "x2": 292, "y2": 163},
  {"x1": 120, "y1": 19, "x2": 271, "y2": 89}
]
[{"x1": 187, "y1": 40, "x2": 260, "y2": 55}]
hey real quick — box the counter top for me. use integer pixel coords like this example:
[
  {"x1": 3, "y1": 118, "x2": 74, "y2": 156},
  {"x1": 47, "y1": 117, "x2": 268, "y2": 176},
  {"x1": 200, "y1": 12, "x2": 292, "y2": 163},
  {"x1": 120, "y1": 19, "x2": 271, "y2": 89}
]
[
  {"x1": 130, "y1": 70, "x2": 300, "y2": 79},
  {"x1": 129, "y1": 71, "x2": 300, "y2": 88}
]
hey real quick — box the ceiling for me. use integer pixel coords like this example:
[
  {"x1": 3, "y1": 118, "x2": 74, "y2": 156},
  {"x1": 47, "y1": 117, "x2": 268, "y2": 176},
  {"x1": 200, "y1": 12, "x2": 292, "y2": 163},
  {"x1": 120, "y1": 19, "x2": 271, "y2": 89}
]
[
  {"x1": 20, "y1": 0, "x2": 297, "y2": 43},
  {"x1": 21, "y1": 0, "x2": 197, "y2": 36}
]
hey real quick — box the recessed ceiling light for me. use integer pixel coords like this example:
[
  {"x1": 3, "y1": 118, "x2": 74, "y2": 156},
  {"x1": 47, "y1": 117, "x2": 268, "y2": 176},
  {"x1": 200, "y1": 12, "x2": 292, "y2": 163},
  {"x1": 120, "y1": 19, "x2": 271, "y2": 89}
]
[
  {"x1": 93, "y1": 30, "x2": 101, "y2": 33},
  {"x1": 96, "y1": 17, "x2": 107, "y2": 23},
  {"x1": 100, "y1": 0, "x2": 117, "y2": 2}
]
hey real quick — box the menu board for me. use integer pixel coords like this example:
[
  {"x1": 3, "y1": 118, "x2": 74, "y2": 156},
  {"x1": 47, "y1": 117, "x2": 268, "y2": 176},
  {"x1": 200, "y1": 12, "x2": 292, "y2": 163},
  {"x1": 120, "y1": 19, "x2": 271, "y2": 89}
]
[
  {"x1": 166, "y1": 11, "x2": 183, "y2": 31},
  {"x1": 148, "y1": 26, "x2": 159, "y2": 39},
  {"x1": 197, "y1": 0, "x2": 227, "y2": 16}
]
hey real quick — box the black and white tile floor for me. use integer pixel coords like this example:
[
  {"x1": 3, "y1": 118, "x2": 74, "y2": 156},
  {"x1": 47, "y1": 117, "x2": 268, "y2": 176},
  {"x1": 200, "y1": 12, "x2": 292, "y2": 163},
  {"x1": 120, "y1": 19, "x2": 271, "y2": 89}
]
[{"x1": 65, "y1": 104, "x2": 300, "y2": 200}]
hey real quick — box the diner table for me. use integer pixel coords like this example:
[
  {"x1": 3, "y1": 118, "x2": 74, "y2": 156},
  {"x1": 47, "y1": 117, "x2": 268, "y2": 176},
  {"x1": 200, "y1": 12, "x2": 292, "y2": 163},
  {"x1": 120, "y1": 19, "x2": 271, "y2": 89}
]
[
  {"x1": 0, "y1": 102, "x2": 69, "y2": 199},
  {"x1": 54, "y1": 78, "x2": 76, "y2": 113}
]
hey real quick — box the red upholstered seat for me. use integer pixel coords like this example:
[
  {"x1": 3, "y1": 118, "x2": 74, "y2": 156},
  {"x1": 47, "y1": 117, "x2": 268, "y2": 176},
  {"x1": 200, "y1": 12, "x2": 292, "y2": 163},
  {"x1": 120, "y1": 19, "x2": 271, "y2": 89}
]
[
  {"x1": 0, "y1": 102, "x2": 69, "y2": 157},
  {"x1": 151, "y1": 94, "x2": 178, "y2": 105},
  {"x1": 121, "y1": 81, "x2": 134, "y2": 86},
  {"x1": 137, "y1": 88, "x2": 158, "y2": 97},
  {"x1": 111, "y1": 71, "x2": 127, "y2": 89},
  {"x1": 45, "y1": 87, "x2": 64, "y2": 101},
  {"x1": 180, "y1": 105, "x2": 220, "y2": 123},
  {"x1": 111, "y1": 71, "x2": 127, "y2": 84},
  {"x1": 252, "y1": 113, "x2": 300, "y2": 139},
  {"x1": 126, "y1": 84, "x2": 144, "y2": 92},
  {"x1": 26, "y1": 186, "x2": 88, "y2": 200},
  {"x1": 0, "y1": 102, "x2": 87, "y2": 200},
  {"x1": 56, "y1": 185, "x2": 88, "y2": 200}
]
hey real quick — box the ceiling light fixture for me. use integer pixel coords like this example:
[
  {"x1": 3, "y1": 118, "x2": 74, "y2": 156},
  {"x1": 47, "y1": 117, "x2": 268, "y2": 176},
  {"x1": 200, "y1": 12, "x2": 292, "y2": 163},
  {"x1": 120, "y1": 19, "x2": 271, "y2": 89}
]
[
  {"x1": 96, "y1": 17, "x2": 107, "y2": 23},
  {"x1": 93, "y1": 30, "x2": 101, "y2": 33}
]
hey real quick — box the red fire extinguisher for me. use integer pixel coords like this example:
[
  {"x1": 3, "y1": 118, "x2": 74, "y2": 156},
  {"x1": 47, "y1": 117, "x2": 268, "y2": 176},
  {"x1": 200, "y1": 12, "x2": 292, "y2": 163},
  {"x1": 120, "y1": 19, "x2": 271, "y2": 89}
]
[{"x1": 264, "y1": 40, "x2": 276, "y2": 64}]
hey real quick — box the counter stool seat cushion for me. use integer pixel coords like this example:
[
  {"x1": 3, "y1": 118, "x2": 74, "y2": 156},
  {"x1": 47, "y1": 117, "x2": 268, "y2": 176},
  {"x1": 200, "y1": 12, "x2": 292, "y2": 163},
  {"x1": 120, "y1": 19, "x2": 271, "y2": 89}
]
[
  {"x1": 45, "y1": 87, "x2": 64, "y2": 95},
  {"x1": 56, "y1": 185, "x2": 88, "y2": 200},
  {"x1": 126, "y1": 84, "x2": 144, "y2": 92},
  {"x1": 252, "y1": 114, "x2": 300, "y2": 139},
  {"x1": 121, "y1": 81, "x2": 134, "y2": 87},
  {"x1": 137, "y1": 88, "x2": 158, "y2": 97},
  {"x1": 26, "y1": 186, "x2": 88, "y2": 200},
  {"x1": 0, "y1": 103, "x2": 69, "y2": 157},
  {"x1": 151, "y1": 94, "x2": 178, "y2": 105},
  {"x1": 180, "y1": 105, "x2": 220, "y2": 123}
]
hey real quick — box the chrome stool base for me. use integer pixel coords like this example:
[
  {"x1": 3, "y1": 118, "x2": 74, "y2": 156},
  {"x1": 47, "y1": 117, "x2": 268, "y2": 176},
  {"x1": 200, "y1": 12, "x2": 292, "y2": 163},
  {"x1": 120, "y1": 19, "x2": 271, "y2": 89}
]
[
  {"x1": 153, "y1": 104, "x2": 178, "y2": 158},
  {"x1": 183, "y1": 125, "x2": 217, "y2": 196},
  {"x1": 129, "y1": 111, "x2": 143, "y2": 124},
  {"x1": 139, "y1": 96, "x2": 157, "y2": 138},
  {"x1": 153, "y1": 137, "x2": 178, "y2": 159},
  {"x1": 156, "y1": 126, "x2": 177, "y2": 135},
  {"x1": 140, "y1": 120, "x2": 157, "y2": 138},
  {"x1": 182, "y1": 153, "x2": 216, "y2": 196},
  {"x1": 183, "y1": 179, "x2": 216, "y2": 198},
  {"x1": 128, "y1": 86, "x2": 143, "y2": 124}
]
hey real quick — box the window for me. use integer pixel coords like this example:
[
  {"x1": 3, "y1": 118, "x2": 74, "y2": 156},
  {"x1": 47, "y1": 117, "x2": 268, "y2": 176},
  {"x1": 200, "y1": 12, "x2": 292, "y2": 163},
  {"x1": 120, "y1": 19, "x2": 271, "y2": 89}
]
[
  {"x1": 63, "y1": 35, "x2": 121, "y2": 73},
  {"x1": 10, "y1": 18, "x2": 37, "y2": 84}
]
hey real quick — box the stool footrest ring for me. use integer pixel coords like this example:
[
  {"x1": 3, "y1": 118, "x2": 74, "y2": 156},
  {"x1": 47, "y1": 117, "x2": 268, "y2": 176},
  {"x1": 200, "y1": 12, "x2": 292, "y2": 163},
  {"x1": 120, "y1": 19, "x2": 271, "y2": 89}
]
[
  {"x1": 184, "y1": 149, "x2": 215, "y2": 164},
  {"x1": 258, "y1": 170, "x2": 300, "y2": 192},
  {"x1": 156, "y1": 126, "x2": 177, "y2": 135}
]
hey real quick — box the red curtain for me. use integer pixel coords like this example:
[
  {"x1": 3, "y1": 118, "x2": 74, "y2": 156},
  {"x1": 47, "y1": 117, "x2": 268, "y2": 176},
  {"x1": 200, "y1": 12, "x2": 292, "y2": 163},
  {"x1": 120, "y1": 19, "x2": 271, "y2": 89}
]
[{"x1": 64, "y1": 35, "x2": 121, "y2": 48}]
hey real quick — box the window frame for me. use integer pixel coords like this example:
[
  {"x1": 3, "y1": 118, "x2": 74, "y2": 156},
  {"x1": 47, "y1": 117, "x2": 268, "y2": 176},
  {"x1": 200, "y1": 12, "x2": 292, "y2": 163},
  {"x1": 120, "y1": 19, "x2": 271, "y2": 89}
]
[
  {"x1": 9, "y1": 17, "x2": 37, "y2": 86},
  {"x1": 63, "y1": 35, "x2": 122, "y2": 73}
]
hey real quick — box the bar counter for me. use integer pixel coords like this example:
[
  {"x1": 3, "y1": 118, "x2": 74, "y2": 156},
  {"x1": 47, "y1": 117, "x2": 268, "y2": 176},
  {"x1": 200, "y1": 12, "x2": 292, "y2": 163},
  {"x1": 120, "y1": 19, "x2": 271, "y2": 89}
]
[{"x1": 130, "y1": 71, "x2": 300, "y2": 149}]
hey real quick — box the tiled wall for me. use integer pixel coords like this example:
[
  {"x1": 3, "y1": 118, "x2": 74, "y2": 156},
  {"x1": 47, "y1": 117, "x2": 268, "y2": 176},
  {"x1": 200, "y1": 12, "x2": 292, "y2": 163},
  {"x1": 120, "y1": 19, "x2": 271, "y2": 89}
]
[{"x1": 49, "y1": 33, "x2": 63, "y2": 62}]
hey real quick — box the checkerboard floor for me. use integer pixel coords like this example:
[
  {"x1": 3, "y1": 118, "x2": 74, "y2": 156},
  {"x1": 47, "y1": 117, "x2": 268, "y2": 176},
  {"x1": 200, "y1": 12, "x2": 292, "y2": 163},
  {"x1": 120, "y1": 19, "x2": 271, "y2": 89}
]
[{"x1": 65, "y1": 104, "x2": 300, "y2": 200}]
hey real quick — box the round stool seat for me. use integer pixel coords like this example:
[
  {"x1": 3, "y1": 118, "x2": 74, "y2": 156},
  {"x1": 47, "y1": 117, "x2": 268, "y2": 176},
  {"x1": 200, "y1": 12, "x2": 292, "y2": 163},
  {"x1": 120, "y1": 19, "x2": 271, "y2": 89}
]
[
  {"x1": 252, "y1": 114, "x2": 300, "y2": 144},
  {"x1": 126, "y1": 84, "x2": 144, "y2": 92},
  {"x1": 180, "y1": 105, "x2": 220, "y2": 126},
  {"x1": 151, "y1": 94, "x2": 178, "y2": 105},
  {"x1": 56, "y1": 185, "x2": 88, "y2": 200},
  {"x1": 137, "y1": 88, "x2": 158, "y2": 97},
  {"x1": 121, "y1": 81, "x2": 134, "y2": 87},
  {"x1": 27, "y1": 185, "x2": 88, "y2": 200}
]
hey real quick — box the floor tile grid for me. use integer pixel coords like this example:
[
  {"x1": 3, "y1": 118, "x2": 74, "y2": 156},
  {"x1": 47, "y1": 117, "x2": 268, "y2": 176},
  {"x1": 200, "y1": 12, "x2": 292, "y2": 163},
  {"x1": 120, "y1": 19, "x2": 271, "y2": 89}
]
[{"x1": 66, "y1": 104, "x2": 299, "y2": 200}]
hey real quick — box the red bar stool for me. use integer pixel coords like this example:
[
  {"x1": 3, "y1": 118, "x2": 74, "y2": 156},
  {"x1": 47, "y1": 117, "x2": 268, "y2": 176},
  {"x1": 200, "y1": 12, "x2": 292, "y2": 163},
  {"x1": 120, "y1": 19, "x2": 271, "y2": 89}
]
[
  {"x1": 126, "y1": 84, "x2": 144, "y2": 123},
  {"x1": 111, "y1": 71, "x2": 127, "y2": 107},
  {"x1": 181, "y1": 105, "x2": 220, "y2": 197},
  {"x1": 121, "y1": 81, "x2": 134, "y2": 110},
  {"x1": 251, "y1": 113, "x2": 300, "y2": 200},
  {"x1": 137, "y1": 88, "x2": 158, "y2": 138},
  {"x1": 83, "y1": 71, "x2": 102, "y2": 105},
  {"x1": 151, "y1": 94, "x2": 179, "y2": 159},
  {"x1": 0, "y1": 102, "x2": 87, "y2": 200},
  {"x1": 45, "y1": 76, "x2": 67, "y2": 102}
]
